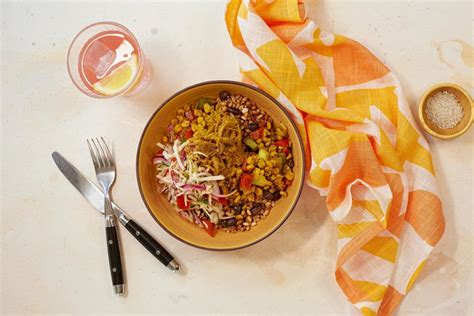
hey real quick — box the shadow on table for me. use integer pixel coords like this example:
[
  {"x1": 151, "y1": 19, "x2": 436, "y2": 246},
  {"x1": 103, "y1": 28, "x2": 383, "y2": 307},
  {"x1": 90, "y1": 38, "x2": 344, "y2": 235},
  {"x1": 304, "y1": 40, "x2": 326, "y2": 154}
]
[{"x1": 219, "y1": 184, "x2": 331, "y2": 264}]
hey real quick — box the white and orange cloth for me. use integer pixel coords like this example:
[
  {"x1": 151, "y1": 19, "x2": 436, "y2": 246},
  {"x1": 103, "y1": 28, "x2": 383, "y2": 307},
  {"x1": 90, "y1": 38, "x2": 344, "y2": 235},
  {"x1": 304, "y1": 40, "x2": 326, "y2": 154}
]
[{"x1": 224, "y1": 0, "x2": 445, "y2": 314}]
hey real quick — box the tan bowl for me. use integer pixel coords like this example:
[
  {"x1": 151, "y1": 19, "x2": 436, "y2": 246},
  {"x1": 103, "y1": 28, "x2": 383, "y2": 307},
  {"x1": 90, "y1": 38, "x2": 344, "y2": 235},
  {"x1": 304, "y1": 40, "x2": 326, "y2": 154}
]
[
  {"x1": 418, "y1": 83, "x2": 473, "y2": 139},
  {"x1": 136, "y1": 81, "x2": 305, "y2": 250}
]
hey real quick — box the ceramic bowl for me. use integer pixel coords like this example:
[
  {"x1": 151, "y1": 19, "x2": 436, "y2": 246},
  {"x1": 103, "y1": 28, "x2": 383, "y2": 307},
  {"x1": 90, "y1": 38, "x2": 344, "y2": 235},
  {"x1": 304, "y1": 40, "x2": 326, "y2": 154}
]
[
  {"x1": 136, "y1": 81, "x2": 305, "y2": 250},
  {"x1": 418, "y1": 83, "x2": 473, "y2": 139}
]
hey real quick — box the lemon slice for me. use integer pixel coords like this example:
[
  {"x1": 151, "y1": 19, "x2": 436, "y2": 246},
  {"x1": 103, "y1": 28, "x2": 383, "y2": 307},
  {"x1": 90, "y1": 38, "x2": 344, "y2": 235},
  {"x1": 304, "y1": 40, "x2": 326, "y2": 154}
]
[{"x1": 93, "y1": 54, "x2": 138, "y2": 96}]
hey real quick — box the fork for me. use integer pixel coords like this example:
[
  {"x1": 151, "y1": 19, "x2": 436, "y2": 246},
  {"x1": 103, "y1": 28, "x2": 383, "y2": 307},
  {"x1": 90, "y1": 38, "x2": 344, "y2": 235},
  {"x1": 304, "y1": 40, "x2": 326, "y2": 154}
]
[{"x1": 87, "y1": 137, "x2": 124, "y2": 296}]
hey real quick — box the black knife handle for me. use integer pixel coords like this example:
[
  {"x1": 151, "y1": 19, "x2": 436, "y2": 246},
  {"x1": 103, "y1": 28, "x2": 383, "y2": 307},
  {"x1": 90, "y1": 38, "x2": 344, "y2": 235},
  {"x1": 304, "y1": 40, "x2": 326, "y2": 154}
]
[
  {"x1": 105, "y1": 224, "x2": 124, "y2": 292},
  {"x1": 124, "y1": 220, "x2": 177, "y2": 270}
]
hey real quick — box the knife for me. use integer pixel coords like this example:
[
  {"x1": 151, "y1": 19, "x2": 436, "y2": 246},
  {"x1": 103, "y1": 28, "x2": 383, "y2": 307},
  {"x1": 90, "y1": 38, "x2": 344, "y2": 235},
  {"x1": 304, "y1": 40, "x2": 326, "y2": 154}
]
[{"x1": 52, "y1": 151, "x2": 179, "y2": 272}]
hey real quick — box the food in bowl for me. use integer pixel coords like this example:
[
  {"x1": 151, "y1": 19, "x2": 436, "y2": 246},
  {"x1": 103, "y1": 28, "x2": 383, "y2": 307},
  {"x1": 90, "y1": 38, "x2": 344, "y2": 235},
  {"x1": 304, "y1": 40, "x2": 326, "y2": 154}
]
[
  {"x1": 152, "y1": 91, "x2": 295, "y2": 237},
  {"x1": 424, "y1": 90, "x2": 464, "y2": 129}
]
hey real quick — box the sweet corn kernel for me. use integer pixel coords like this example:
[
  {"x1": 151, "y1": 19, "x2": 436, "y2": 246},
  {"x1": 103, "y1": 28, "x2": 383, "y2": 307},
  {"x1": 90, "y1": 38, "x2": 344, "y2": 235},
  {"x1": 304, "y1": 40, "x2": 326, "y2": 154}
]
[
  {"x1": 285, "y1": 171, "x2": 294, "y2": 180},
  {"x1": 181, "y1": 120, "x2": 190, "y2": 127},
  {"x1": 174, "y1": 124, "x2": 183, "y2": 132},
  {"x1": 257, "y1": 160, "x2": 265, "y2": 168},
  {"x1": 203, "y1": 103, "x2": 211, "y2": 113},
  {"x1": 194, "y1": 109, "x2": 202, "y2": 116}
]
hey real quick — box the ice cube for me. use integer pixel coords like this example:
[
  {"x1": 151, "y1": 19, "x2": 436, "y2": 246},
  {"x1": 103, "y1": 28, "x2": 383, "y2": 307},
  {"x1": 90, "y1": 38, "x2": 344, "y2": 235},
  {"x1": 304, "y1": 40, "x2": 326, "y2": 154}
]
[
  {"x1": 83, "y1": 40, "x2": 116, "y2": 79},
  {"x1": 95, "y1": 49, "x2": 116, "y2": 78}
]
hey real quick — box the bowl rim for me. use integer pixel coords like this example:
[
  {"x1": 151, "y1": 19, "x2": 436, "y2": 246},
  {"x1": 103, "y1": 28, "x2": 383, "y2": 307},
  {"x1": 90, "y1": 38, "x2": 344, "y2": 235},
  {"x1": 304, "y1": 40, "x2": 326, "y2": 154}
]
[
  {"x1": 136, "y1": 80, "x2": 306, "y2": 251},
  {"x1": 418, "y1": 83, "x2": 473, "y2": 139}
]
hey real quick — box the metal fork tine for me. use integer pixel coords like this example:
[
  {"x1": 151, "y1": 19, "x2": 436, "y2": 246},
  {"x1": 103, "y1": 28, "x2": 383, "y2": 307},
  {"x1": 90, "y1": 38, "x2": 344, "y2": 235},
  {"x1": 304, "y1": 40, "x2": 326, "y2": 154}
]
[
  {"x1": 91, "y1": 138, "x2": 105, "y2": 168},
  {"x1": 96, "y1": 137, "x2": 109, "y2": 167},
  {"x1": 87, "y1": 139, "x2": 100, "y2": 170},
  {"x1": 100, "y1": 137, "x2": 114, "y2": 166}
]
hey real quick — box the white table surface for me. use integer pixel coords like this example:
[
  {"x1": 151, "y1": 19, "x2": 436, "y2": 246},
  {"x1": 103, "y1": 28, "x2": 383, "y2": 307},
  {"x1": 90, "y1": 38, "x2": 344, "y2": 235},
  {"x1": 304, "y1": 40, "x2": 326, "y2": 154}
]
[{"x1": 1, "y1": 1, "x2": 473, "y2": 315}]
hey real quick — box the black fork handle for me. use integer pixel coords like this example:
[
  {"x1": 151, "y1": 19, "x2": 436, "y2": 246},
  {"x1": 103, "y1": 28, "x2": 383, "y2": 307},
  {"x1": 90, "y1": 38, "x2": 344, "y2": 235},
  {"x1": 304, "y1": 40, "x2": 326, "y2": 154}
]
[{"x1": 105, "y1": 216, "x2": 124, "y2": 295}]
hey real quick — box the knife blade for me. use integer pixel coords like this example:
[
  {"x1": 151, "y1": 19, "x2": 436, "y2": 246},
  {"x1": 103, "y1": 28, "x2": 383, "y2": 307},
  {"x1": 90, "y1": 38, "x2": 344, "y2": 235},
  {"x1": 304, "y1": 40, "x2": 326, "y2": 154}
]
[{"x1": 52, "y1": 151, "x2": 179, "y2": 271}]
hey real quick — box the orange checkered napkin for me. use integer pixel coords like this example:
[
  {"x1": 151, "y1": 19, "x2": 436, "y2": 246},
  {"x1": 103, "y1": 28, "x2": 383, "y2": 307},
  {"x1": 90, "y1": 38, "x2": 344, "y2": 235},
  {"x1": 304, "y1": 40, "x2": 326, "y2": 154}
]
[{"x1": 225, "y1": 0, "x2": 445, "y2": 314}]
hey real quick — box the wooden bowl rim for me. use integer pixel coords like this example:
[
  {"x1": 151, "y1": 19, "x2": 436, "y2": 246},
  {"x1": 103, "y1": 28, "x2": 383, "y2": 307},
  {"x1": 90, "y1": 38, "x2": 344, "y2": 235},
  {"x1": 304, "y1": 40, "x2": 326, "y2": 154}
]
[
  {"x1": 136, "y1": 80, "x2": 306, "y2": 251},
  {"x1": 418, "y1": 83, "x2": 473, "y2": 139}
]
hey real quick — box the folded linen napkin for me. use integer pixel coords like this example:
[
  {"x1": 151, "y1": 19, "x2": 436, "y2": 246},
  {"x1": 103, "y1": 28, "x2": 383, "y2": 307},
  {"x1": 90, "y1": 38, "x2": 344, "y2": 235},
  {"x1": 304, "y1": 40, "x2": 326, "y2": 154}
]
[{"x1": 224, "y1": 1, "x2": 445, "y2": 314}]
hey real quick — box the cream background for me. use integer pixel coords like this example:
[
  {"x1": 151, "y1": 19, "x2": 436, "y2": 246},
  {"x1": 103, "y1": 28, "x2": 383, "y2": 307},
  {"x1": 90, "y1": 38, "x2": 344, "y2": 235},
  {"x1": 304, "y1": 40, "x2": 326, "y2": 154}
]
[{"x1": 1, "y1": 0, "x2": 472, "y2": 314}]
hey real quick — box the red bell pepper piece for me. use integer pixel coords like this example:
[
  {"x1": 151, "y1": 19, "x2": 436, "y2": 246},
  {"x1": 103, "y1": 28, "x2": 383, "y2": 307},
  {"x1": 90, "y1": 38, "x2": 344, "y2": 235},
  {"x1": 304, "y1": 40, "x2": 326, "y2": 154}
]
[
  {"x1": 176, "y1": 195, "x2": 190, "y2": 210},
  {"x1": 250, "y1": 127, "x2": 264, "y2": 140},
  {"x1": 184, "y1": 129, "x2": 194, "y2": 139},
  {"x1": 240, "y1": 173, "x2": 253, "y2": 190},
  {"x1": 216, "y1": 197, "x2": 229, "y2": 205},
  {"x1": 202, "y1": 220, "x2": 217, "y2": 237},
  {"x1": 274, "y1": 139, "x2": 289, "y2": 147}
]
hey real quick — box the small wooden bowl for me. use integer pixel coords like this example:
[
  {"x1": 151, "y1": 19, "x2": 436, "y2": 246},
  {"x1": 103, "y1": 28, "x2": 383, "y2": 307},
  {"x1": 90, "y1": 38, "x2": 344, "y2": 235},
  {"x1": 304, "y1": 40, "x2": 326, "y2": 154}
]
[
  {"x1": 136, "y1": 81, "x2": 305, "y2": 250},
  {"x1": 418, "y1": 83, "x2": 473, "y2": 139}
]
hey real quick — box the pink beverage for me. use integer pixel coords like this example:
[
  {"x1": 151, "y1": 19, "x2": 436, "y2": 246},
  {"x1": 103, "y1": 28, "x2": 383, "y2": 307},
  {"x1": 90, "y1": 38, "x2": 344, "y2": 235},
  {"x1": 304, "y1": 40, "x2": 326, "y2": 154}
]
[{"x1": 67, "y1": 22, "x2": 150, "y2": 98}]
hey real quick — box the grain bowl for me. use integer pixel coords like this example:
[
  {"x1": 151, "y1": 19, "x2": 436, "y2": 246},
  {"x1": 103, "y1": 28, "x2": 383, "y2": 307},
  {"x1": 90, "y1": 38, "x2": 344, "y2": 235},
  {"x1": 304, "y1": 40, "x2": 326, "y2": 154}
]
[{"x1": 136, "y1": 81, "x2": 305, "y2": 250}]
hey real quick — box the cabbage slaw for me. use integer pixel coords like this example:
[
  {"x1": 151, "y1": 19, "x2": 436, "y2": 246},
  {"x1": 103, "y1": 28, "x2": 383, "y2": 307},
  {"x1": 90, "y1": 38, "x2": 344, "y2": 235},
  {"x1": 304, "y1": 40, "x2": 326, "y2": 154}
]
[{"x1": 153, "y1": 140, "x2": 236, "y2": 233}]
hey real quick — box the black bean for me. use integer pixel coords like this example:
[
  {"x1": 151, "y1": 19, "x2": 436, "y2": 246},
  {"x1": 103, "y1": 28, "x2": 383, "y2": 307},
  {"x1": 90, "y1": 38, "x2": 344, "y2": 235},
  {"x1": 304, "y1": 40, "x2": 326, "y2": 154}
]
[
  {"x1": 232, "y1": 204, "x2": 243, "y2": 215},
  {"x1": 287, "y1": 159, "x2": 294, "y2": 168},
  {"x1": 248, "y1": 122, "x2": 259, "y2": 131},
  {"x1": 272, "y1": 191, "x2": 282, "y2": 201},
  {"x1": 263, "y1": 190, "x2": 281, "y2": 201},
  {"x1": 250, "y1": 203, "x2": 264, "y2": 215},
  {"x1": 221, "y1": 218, "x2": 237, "y2": 227},
  {"x1": 263, "y1": 190, "x2": 275, "y2": 200},
  {"x1": 228, "y1": 107, "x2": 242, "y2": 116},
  {"x1": 219, "y1": 91, "x2": 230, "y2": 100}
]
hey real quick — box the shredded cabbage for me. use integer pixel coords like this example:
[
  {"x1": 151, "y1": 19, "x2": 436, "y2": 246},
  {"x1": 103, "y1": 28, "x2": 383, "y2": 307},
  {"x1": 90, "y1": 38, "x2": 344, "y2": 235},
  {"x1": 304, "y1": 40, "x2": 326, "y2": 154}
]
[{"x1": 154, "y1": 140, "x2": 235, "y2": 225}]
